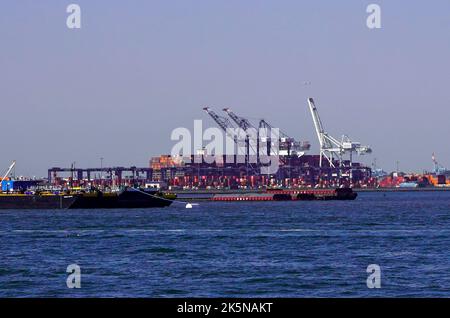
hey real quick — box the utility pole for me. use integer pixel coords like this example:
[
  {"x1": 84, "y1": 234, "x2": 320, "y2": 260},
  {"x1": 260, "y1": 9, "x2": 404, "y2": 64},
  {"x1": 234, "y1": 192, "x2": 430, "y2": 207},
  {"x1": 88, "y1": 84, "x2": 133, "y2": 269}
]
[
  {"x1": 100, "y1": 157, "x2": 104, "y2": 188},
  {"x1": 72, "y1": 162, "x2": 76, "y2": 179}
]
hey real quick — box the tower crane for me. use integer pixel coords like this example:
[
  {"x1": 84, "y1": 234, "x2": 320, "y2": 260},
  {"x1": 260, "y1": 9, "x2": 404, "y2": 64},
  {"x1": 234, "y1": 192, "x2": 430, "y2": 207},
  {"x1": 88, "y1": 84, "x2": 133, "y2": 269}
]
[{"x1": 307, "y1": 97, "x2": 371, "y2": 168}]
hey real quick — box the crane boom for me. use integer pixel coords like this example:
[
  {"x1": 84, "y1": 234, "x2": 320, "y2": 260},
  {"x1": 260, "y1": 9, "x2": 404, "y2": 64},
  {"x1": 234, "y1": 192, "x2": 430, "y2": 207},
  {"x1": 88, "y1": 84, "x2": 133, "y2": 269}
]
[
  {"x1": 259, "y1": 119, "x2": 311, "y2": 154},
  {"x1": 1, "y1": 160, "x2": 16, "y2": 183},
  {"x1": 202, "y1": 107, "x2": 240, "y2": 145},
  {"x1": 258, "y1": 119, "x2": 307, "y2": 144},
  {"x1": 222, "y1": 108, "x2": 254, "y2": 131},
  {"x1": 203, "y1": 107, "x2": 260, "y2": 174},
  {"x1": 307, "y1": 97, "x2": 371, "y2": 168},
  {"x1": 202, "y1": 107, "x2": 234, "y2": 133},
  {"x1": 307, "y1": 98, "x2": 341, "y2": 149},
  {"x1": 308, "y1": 98, "x2": 326, "y2": 147},
  {"x1": 222, "y1": 108, "x2": 262, "y2": 166}
]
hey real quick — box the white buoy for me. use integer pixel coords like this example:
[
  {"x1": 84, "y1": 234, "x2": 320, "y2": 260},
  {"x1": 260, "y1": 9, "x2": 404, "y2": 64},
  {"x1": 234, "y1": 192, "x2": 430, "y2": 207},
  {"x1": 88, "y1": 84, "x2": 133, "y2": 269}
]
[{"x1": 185, "y1": 203, "x2": 193, "y2": 209}]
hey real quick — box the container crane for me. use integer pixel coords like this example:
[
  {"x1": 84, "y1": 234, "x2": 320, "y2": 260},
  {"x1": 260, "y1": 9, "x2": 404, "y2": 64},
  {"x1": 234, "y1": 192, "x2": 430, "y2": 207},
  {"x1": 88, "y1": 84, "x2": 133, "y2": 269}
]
[
  {"x1": 307, "y1": 97, "x2": 371, "y2": 168},
  {"x1": 202, "y1": 106, "x2": 247, "y2": 156},
  {"x1": 258, "y1": 119, "x2": 274, "y2": 157},
  {"x1": 222, "y1": 108, "x2": 254, "y2": 131},
  {"x1": 258, "y1": 119, "x2": 310, "y2": 156},
  {"x1": 222, "y1": 108, "x2": 258, "y2": 163},
  {"x1": 223, "y1": 108, "x2": 284, "y2": 170},
  {"x1": 222, "y1": 108, "x2": 310, "y2": 156},
  {"x1": 432, "y1": 152, "x2": 447, "y2": 175},
  {"x1": 202, "y1": 107, "x2": 236, "y2": 140},
  {"x1": 203, "y1": 107, "x2": 258, "y2": 174}
]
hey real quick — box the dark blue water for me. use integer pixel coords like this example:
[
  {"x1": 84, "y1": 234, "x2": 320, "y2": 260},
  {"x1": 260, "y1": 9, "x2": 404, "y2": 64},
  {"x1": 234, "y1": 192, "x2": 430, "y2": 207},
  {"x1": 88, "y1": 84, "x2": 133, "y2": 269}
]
[{"x1": 1, "y1": 191, "x2": 450, "y2": 297}]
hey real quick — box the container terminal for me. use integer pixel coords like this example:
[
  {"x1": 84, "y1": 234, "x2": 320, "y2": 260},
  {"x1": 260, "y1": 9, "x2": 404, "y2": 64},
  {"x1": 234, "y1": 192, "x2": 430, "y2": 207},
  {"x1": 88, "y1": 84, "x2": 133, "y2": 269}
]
[
  {"x1": 45, "y1": 98, "x2": 375, "y2": 190},
  {"x1": 1, "y1": 98, "x2": 450, "y2": 201}
]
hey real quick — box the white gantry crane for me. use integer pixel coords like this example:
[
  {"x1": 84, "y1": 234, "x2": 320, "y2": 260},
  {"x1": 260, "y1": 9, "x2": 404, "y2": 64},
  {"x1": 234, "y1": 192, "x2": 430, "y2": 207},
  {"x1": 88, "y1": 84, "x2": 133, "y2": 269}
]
[
  {"x1": 307, "y1": 98, "x2": 371, "y2": 168},
  {"x1": 0, "y1": 160, "x2": 16, "y2": 183}
]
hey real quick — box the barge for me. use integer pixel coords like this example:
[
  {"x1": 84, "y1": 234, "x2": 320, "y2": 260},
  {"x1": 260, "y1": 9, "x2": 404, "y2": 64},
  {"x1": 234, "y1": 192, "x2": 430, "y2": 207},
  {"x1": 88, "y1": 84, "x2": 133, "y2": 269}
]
[
  {"x1": 0, "y1": 187, "x2": 176, "y2": 209},
  {"x1": 211, "y1": 188, "x2": 357, "y2": 202}
]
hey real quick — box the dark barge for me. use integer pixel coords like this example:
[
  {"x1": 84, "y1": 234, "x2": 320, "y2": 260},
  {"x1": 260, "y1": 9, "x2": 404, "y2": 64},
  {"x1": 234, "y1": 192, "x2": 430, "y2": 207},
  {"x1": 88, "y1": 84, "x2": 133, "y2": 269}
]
[{"x1": 0, "y1": 188, "x2": 175, "y2": 210}]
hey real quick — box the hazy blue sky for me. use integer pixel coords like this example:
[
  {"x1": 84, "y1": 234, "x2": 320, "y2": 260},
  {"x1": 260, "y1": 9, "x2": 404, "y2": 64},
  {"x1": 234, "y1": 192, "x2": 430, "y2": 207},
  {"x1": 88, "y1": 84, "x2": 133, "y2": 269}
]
[{"x1": 1, "y1": 0, "x2": 449, "y2": 176}]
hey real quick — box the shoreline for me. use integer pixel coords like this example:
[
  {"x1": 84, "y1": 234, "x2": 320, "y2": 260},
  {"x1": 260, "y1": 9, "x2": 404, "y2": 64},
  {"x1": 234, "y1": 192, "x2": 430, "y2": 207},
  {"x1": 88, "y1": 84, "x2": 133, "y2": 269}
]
[
  {"x1": 171, "y1": 187, "x2": 450, "y2": 201},
  {"x1": 172, "y1": 187, "x2": 450, "y2": 195},
  {"x1": 355, "y1": 187, "x2": 450, "y2": 192}
]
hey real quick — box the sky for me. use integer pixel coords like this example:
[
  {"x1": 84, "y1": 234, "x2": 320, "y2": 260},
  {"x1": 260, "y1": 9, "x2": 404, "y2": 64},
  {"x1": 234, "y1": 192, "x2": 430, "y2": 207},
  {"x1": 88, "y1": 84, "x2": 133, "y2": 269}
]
[{"x1": 1, "y1": 0, "x2": 450, "y2": 177}]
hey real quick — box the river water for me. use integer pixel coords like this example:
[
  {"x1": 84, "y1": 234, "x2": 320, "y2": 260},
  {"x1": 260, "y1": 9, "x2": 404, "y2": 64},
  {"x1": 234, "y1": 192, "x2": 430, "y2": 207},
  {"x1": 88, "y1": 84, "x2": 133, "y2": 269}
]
[{"x1": 1, "y1": 191, "x2": 450, "y2": 297}]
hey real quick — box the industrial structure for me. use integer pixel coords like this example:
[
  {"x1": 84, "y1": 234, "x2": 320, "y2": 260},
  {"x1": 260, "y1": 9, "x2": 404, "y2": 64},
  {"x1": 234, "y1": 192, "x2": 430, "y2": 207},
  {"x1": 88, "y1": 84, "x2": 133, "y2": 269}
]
[
  {"x1": 43, "y1": 98, "x2": 377, "y2": 189},
  {"x1": 4, "y1": 97, "x2": 450, "y2": 191},
  {"x1": 0, "y1": 160, "x2": 16, "y2": 183},
  {"x1": 47, "y1": 166, "x2": 153, "y2": 187},
  {"x1": 307, "y1": 98, "x2": 372, "y2": 168},
  {"x1": 144, "y1": 98, "x2": 373, "y2": 189}
]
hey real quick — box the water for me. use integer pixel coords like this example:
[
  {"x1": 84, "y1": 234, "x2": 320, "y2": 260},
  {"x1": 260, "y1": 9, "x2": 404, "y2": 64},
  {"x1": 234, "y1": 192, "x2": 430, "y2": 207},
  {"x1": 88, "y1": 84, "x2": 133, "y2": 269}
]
[{"x1": 1, "y1": 191, "x2": 450, "y2": 297}]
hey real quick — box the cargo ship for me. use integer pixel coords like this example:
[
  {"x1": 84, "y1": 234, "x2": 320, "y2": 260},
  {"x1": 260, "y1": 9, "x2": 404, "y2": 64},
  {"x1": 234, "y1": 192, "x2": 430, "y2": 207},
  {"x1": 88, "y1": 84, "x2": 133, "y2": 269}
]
[{"x1": 0, "y1": 187, "x2": 176, "y2": 210}]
